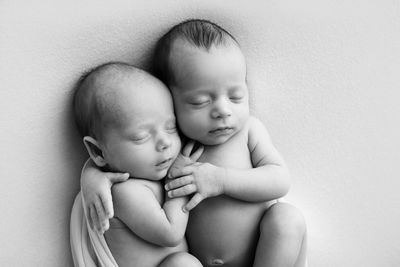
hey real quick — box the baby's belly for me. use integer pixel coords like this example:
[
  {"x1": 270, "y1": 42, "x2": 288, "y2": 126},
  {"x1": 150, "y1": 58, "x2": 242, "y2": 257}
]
[
  {"x1": 105, "y1": 218, "x2": 188, "y2": 267},
  {"x1": 186, "y1": 196, "x2": 269, "y2": 267}
]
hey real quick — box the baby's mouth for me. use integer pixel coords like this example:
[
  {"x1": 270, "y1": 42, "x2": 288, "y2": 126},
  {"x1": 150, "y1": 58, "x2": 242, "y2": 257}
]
[
  {"x1": 209, "y1": 127, "x2": 234, "y2": 135},
  {"x1": 156, "y1": 158, "x2": 173, "y2": 168}
]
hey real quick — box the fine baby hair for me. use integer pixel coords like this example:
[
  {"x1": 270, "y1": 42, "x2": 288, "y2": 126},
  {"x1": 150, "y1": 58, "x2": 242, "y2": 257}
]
[
  {"x1": 73, "y1": 62, "x2": 146, "y2": 140},
  {"x1": 152, "y1": 19, "x2": 240, "y2": 86}
]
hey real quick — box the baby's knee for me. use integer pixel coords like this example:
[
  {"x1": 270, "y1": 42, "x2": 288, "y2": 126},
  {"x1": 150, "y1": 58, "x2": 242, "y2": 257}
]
[
  {"x1": 159, "y1": 252, "x2": 203, "y2": 267},
  {"x1": 260, "y1": 202, "x2": 306, "y2": 238}
]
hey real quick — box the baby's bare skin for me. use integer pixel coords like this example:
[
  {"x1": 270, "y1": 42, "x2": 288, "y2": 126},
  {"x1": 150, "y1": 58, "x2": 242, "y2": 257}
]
[
  {"x1": 186, "y1": 124, "x2": 272, "y2": 267},
  {"x1": 79, "y1": 21, "x2": 307, "y2": 267},
  {"x1": 105, "y1": 180, "x2": 188, "y2": 267}
]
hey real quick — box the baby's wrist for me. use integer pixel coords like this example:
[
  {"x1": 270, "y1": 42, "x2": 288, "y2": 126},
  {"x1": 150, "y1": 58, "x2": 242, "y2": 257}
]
[
  {"x1": 82, "y1": 162, "x2": 102, "y2": 177},
  {"x1": 217, "y1": 166, "x2": 227, "y2": 195}
]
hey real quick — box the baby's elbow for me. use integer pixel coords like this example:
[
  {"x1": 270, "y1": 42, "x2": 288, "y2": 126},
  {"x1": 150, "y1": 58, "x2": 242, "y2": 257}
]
[
  {"x1": 164, "y1": 237, "x2": 183, "y2": 247},
  {"x1": 160, "y1": 230, "x2": 185, "y2": 247}
]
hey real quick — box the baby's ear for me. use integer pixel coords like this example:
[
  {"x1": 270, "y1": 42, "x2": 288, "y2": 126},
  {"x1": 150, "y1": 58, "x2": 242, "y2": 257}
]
[{"x1": 83, "y1": 136, "x2": 107, "y2": 167}]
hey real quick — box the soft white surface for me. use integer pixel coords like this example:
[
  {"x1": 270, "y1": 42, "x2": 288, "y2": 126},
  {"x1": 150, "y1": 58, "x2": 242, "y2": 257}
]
[{"x1": 1, "y1": 0, "x2": 399, "y2": 266}]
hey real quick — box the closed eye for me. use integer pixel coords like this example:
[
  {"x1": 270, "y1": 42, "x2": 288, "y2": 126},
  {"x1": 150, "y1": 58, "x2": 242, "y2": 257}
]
[
  {"x1": 165, "y1": 119, "x2": 177, "y2": 133},
  {"x1": 229, "y1": 87, "x2": 246, "y2": 102},
  {"x1": 189, "y1": 100, "x2": 209, "y2": 107},
  {"x1": 230, "y1": 96, "x2": 244, "y2": 103},
  {"x1": 130, "y1": 134, "x2": 150, "y2": 143},
  {"x1": 166, "y1": 125, "x2": 177, "y2": 133}
]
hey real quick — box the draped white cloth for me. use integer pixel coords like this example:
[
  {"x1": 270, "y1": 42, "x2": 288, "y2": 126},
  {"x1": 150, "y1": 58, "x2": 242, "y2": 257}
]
[{"x1": 70, "y1": 192, "x2": 118, "y2": 267}]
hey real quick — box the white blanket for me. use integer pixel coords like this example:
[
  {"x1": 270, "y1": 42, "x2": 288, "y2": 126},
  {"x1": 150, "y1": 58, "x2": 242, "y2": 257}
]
[{"x1": 70, "y1": 192, "x2": 118, "y2": 267}]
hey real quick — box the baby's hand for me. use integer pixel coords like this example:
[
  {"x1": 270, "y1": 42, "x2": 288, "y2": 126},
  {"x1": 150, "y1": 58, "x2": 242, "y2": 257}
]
[
  {"x1": 81, "y1": 159, "x2": 129, "y2": 234},
  {"x1": 165, "y1": 162, "x2": 225, "y2": 212},
  {"x1": 167, "y1": 141, "x2": 204, "y2": 177}
]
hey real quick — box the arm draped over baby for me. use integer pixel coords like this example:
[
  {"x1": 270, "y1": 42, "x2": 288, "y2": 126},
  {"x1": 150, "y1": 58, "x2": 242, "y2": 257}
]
[{"x1": 165, "y1": 117, "x2": 291, "y2": 211}]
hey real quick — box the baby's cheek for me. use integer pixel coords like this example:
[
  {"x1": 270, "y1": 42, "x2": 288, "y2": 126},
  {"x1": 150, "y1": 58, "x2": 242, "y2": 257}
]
[
  {"x1": 236, "y1": 105, "x2": 250, "y2": 124},
  {"x1": 180, "y1": 120, "x2": 202, "y2": 139},
  {"x1": 172, "y1": 136, "x2": 182, "y2": 158},
  {"x1": 177, "y1": 114, "x2": 195, "y2": 131},
  {"x1": 128, "y1": 159, "x2": 150, "y2": 177}
]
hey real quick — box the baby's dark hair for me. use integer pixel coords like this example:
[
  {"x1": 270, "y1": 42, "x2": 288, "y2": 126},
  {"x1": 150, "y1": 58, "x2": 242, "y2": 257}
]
[
  {"x1": 152, "y1": 19, "x2": 239, "y2": 86},
  {"x1": 73, "y1": 62, "x2": 138, "y2": 139}
]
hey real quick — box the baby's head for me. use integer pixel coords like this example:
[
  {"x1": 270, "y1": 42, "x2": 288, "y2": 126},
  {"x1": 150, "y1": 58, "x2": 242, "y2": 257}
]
[
  {"x1": 74, "y1": 62, "x2": 181, "y2": 180},
  {"x1": 153, "y1": 19, "x2": 250, "y2": 146}
]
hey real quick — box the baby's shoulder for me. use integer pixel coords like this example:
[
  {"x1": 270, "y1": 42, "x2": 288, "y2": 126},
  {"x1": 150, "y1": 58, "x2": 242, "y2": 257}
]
[
  {"x1": 246, "y1": 116, "x2": 270, "y2": 148},
  {"x1": 237, "y1": 116, "x2": 259, "y2": 137},
  {"x1": 245, "y1": 116, "x2": 266, "y2": 137}
]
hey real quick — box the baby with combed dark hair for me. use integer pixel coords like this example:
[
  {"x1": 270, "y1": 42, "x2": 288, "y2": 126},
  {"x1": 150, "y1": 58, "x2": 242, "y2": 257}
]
[{"x1": 81, "y1": 20, "x2": 307, "y2": 267}]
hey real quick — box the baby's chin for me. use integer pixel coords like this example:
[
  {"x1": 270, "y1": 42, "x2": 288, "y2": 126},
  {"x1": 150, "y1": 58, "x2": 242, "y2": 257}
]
[
  {"x1": 152, "y1": 170, "x2": 169, "y2": 180},
  {"x1": 197, "y1": 134, "x2": 235, "y2": 146},
  {"x1": 132, "y1": 169, "x2": 168, "y2": 181}
]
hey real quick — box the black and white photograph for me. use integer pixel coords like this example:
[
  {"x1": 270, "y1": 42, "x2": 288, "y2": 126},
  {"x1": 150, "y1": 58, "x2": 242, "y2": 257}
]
[{"x1": 1, "y1": 1, "x2": 399, "y2": 266}]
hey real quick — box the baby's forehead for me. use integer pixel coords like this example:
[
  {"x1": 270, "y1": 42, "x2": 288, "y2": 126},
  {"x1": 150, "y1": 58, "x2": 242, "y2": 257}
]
[
  {"x1": 102, "y1": 77, "x2": 160, "y2": 107},
  {"x1": 169, "y1": 38, "x2": 244, "y2": 72},
  {"x1": 94, "y1": 68, "x2": 158, "y2": 97},
  {"x1": 95, "y1": 68, "x2": 145, "y2": 89},
  {"x1": 168, "y1": 39, "x2": 245, "y2": 82},
  {"x1": 100, "y1": 72, "x2": 171, "y2": 109}
]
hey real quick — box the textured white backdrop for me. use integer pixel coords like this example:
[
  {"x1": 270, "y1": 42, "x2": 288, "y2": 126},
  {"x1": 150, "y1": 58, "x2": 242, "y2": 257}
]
[{"x1": 1, "y1": 0, "x2": 399, "y2": 266}]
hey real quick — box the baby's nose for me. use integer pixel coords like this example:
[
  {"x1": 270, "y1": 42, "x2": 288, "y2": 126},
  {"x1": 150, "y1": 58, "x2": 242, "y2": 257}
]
[
  {"x1": 211, "y1": 99, "x2": 232, "y2": 119},
  {"x1": 156, "y1": 132, "x2": 172, "y2": 151}
]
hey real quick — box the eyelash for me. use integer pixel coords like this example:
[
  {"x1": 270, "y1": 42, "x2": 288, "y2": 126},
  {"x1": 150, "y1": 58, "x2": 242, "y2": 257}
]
[
  {"x1": 166, "y1": 126, "x2": 177, "y2": 133},
  {"x1": 130, "y1": 136, "x2": 150, "y2": 145},
  {"x1": 189, "y1": 100, "x2": 209, "y2": 107},
  {"x1": 230, "y1": 96, "x2": 243, "y2": 102},
  {"x1": 191, "y1": 101, "x2": 207, "y2": 104},
  {"x1": 190, "y1": 97, "x2": 242, "y2": 104}
]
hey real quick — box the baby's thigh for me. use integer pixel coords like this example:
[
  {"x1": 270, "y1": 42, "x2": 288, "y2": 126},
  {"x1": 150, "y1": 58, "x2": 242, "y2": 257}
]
[{"x1": 158, "y1": 252, "x2": 203, "y2": 267}]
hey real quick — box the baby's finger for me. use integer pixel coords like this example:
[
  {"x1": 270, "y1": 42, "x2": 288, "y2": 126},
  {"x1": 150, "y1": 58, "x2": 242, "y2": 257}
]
[
  {"x1": 168, "y1": 184, "x2": 197, "y2": 198},
  {"x1": 100, "y1": 193, "x2": 114, "y2": 219},
  {"x1": 83, "y1": 202, "x2": 91, "y2": 219},
  {"x1": 165, "y1": 175, "x2": 193, "y2": 190},
  {"x1": 94, "y1": 198, "x2": 105, "y2": 218},
  {"x1": 107, "y1": 172, "x2": 130, "y2": 183},
  {"x1": 190, "y1": 145, "x2": 204, "y2": 162},
  {"x1": 184, "y1": 193, "x2": 204, "y2": 212},
  {"x1": 95, "y1": 198, "x2": 108, "y2": 232},
  {"x1": 100, "y1": 218, "x2": 109, "y2": 233},
  {"x1": 89, "y1": 204, "x2": 100, "y2": 232},
  {"x1": 182, "y1": 140, "x2": 195, "y2": 157},
  {"x1": 93, "y1": 203, "x2": 104, "y2": 233},
  {"x1": 168, "y1": 165, "x2": 193, "y2": 179},
  {"x1": 87, "y1": 206, "x2": 94, "y2": 230}
]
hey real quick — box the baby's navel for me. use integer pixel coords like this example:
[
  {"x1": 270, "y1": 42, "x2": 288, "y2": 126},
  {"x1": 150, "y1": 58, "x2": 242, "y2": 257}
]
[{"x1": 210, "y1": 259, "x2": 224, "y2": 265}]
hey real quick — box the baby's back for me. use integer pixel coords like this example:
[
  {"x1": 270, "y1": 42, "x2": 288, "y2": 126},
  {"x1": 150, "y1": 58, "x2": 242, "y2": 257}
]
[
  {"x1": 187, "y1": 123, "x2": 270, "y2": 267},
  {"x1": 105, "y1": 218, "x2": 187, "y2": 267}
]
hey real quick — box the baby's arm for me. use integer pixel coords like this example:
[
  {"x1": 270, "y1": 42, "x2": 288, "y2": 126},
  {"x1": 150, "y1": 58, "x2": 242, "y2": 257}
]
[
  {"x1": 112, "y1": 180, "x2": 188, "y2": 247},
  {"x1": 81, "y1": 158, "x2": 129, "y2": 233},
  {"x1": 222, "y1": 116, "x2": 291, "y2": 200},
  {"x1": 166, "y1": 117, "x2": 291, "y2": 210}
]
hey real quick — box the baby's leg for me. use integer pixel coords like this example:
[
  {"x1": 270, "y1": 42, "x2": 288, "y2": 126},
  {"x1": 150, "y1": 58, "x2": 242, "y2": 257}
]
[
  {"x1": 159, "y1": 252, "x2": 203, "y2": 267},
  {"x1": 253, "y1": 202, "x2": 307, "y2": 267}
]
